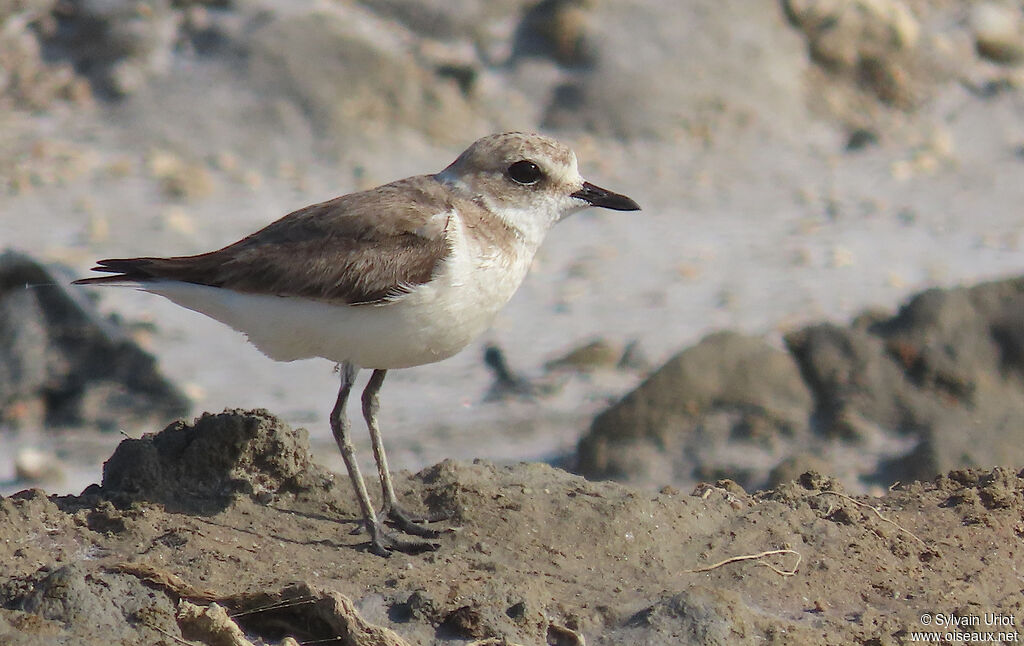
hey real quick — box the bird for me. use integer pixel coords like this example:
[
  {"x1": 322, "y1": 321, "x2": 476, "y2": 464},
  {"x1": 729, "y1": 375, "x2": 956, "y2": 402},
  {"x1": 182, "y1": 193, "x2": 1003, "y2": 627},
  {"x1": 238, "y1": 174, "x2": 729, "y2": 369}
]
[{"x1": 74, "y1": 132, "x2": 641, "y2": 556}]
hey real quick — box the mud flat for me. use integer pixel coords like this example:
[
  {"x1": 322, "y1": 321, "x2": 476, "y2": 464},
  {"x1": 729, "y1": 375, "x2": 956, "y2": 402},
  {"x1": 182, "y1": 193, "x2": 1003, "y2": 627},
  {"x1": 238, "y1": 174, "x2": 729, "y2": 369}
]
[{"x1": 1, "y1": 409, "x2": 1021, "y2": 645}]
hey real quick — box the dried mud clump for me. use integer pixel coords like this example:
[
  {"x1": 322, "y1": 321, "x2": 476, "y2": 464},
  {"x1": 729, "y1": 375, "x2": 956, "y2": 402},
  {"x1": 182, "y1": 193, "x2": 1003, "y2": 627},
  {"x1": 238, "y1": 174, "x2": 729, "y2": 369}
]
[
  {"x1": 579, "y1": 276, "x2": 1024, "y2": 493},
  {"x1": 100, "y1": 408, "x2": 336, "y2": 509}
]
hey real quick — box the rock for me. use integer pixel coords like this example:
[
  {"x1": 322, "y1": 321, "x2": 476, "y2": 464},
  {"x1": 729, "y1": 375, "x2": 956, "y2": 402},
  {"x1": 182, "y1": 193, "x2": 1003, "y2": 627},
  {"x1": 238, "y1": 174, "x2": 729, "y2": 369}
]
[
  {"x1": 787, "y1": 277, "x2": 1024, "y2": 482},
  {"x1": 13, "y1": 448, "x2": 64, "y2": 485},
  {"x1": 512, "y1": 0, "x2": 597, "y2": 68},
  {"x1": 576, "y1": 331, "x2": 814, "y2": 490},
  {"x1": 2, "y1": 563, "x2": 409, "y2": 646},
  {"x1": 146, "y1": 149, "x2": 215, "y2": 201},
  {"x1": 539, "y1": 0, "x2": 811, "y2": 142},
  {"x1": 782, "y1": 0, "x2": 958, "y2": 136},
  {"x1": 578, "y1": 276, "x2": 1024, "y2": 491},
  {"x1": 0, "y1": 250, "x2": 189, "y2": 432},
  {"x1": 43, "y1": 0, "x2": 182, "y2": 97},
  {"x1": 0, "y1": 0, "x2": 91, "y2": 109},
  {"x1": 784, "y1": 323, "x2": 912, "y2": 441},
  {"x1": 244, "y1": 6, "x2": 483, "y2": 145},
  {"x1": 971, "y1": 3, "x2": 1024, "y2": 65},
  {"x1": 783, "y1": 0, "x2": 926, "y2": 106},
  {"x1": 100, "y1": 409, "x2": 336, "y2": 510},
  {"x1": 784, "y1": 0, "x2": 921, "y2": 69},
  {"x1": 544, "y1": 338, "x2": 622, "y2": 373},
  {"x1": 0, "y1": 563, "x2": 180, "y2": 642}
]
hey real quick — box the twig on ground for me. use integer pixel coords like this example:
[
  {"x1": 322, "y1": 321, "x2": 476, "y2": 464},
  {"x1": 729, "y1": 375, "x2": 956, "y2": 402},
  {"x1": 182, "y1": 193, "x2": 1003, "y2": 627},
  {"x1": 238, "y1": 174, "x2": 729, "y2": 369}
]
[
  {"x1": 814, "y1": 490, "x2": 928, "y2": 549},
  {"x1": 685, "y1": 548, "x2": 801, "y2": 577},
  {"x1": 229, "y1": 595, "x2": 318, "y2": 618}
]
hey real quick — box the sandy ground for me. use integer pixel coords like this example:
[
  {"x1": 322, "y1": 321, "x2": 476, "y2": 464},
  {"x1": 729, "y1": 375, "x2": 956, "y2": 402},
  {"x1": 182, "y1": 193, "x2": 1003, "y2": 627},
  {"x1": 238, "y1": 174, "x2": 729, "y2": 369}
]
[{"x1": 2, "y1": 410, "x2": 1021, "y2": 645}]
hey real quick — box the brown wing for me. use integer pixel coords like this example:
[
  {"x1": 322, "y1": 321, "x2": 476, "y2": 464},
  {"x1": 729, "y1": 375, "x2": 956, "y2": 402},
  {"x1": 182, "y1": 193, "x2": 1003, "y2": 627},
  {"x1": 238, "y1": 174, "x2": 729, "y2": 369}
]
[{"x1": 74, "y1": 176, "x2": 454, "y2": 305}]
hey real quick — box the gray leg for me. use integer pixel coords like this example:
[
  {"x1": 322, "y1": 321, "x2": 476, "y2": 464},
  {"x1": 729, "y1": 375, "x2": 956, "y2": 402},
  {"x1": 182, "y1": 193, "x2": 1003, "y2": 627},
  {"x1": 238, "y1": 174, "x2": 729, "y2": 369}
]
[
  {"x1": 329, "y1": 362, "x2": 436, "y2": 556},
  {"x1": 361, "y1": 369, "x2": 444, "y2": 537}
]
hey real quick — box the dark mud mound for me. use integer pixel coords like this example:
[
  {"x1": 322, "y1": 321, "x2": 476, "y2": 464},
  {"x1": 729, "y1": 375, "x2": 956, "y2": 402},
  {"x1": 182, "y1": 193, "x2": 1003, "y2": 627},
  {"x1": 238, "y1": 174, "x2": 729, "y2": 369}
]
[
  {"x1": 100, "y1": 409, "x2": 337, "y2": 511},
  {"x1": 577, "y1": 331, "x2": 814, "y2": 490},
  {"x1": 578, "y1": 276, "x2": 1024, "y2": 492},
  {"x1": 0, "y1": 249, "x2": 188, "y2": 432},
  {"x1": 789, "y1": 276, "x2": 1024, "y2": 482}
]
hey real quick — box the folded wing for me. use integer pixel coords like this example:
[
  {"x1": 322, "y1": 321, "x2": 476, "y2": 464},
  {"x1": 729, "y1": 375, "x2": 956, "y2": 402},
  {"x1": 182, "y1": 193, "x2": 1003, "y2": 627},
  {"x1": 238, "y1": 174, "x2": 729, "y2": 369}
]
[{"x1": 74, "y1": 176, "x2": 455, "y2": 306}]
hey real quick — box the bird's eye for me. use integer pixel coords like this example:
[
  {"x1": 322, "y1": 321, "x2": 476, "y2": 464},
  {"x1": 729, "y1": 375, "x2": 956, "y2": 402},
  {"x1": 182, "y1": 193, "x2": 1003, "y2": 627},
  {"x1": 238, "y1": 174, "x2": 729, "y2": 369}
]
[{"x1": 507, "y1": 160, "x2": 543, "y2": 185}]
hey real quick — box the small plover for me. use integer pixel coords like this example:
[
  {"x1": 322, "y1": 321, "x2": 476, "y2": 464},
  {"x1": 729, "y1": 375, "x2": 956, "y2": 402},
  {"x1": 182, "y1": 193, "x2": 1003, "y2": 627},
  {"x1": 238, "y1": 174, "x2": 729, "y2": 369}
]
[{"x1": 75, "y1": 132, "x2": 640, "y2": 556}]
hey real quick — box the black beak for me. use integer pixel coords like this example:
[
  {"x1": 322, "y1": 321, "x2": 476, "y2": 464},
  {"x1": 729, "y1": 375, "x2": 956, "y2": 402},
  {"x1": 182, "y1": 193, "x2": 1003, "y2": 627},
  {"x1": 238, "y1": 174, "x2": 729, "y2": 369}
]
[{"x1": 571, "y1": 182, "x2": 640, "y2": 211}]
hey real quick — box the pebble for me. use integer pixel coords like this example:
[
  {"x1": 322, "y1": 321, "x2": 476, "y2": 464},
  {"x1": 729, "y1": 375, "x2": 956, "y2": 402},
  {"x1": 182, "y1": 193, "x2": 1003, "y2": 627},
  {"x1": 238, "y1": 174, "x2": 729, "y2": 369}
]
[
  {"x1": 972, "y1": 3, "x2": 1024, "y2": 65},
  {"x1": 148, "y1": 149, "x2": 215, "y2": 200},
  {"x1": 545, "y1": 339, "x2": 622, "y2": 373},
  {"x1": 14, "y1": 448, "x2": 65, "y2": 484}
]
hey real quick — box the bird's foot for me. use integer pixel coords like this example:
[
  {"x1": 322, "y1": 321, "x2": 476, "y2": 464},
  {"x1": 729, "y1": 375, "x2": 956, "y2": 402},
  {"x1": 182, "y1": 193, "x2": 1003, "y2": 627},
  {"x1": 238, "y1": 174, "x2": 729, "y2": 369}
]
[
  {"x1": 349, "y1": 503, "x2": 450, "y2": 539},
  {"x1": 380, "y1": 503, "x2": 450, "y2": 538},
  {"x1": 367, "y1": 521, "x2": 440, "y2": 557}
]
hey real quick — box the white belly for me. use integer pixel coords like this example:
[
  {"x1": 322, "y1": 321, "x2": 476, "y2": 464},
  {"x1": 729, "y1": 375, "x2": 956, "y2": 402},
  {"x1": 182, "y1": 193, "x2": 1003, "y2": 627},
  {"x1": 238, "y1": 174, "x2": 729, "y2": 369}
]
[{"x1": 143, "y1": 235, "x2": 535, "y2": 369}]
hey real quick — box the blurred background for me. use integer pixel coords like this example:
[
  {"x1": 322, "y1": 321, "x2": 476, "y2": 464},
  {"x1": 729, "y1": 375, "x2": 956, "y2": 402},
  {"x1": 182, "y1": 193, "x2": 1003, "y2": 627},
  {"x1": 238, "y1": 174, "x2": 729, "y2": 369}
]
[{"x1": 2, "y1": 0, "x2": 1024, "y2": 496}]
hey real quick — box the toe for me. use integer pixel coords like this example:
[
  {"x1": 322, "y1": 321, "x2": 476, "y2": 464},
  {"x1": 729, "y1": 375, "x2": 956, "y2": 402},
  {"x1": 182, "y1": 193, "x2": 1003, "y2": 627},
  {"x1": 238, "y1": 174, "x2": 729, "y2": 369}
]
[{"x1": 368, "y1": 525, "x2": 441, "y2": 556}]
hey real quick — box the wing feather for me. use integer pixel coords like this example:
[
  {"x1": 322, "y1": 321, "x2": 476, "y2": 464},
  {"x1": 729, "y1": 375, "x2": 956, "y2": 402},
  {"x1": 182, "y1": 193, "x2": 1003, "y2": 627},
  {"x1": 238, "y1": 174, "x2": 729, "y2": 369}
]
[{"x1": 74, "y1": 176, "x2": 456, "y2": 305}]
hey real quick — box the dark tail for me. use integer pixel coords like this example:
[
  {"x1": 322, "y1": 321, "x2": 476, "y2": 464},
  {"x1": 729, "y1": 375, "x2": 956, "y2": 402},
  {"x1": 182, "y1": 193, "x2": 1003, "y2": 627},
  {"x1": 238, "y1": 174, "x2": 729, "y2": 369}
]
[{"x1": 72, "y1": 258, "x2": 159, "y2": 285}]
